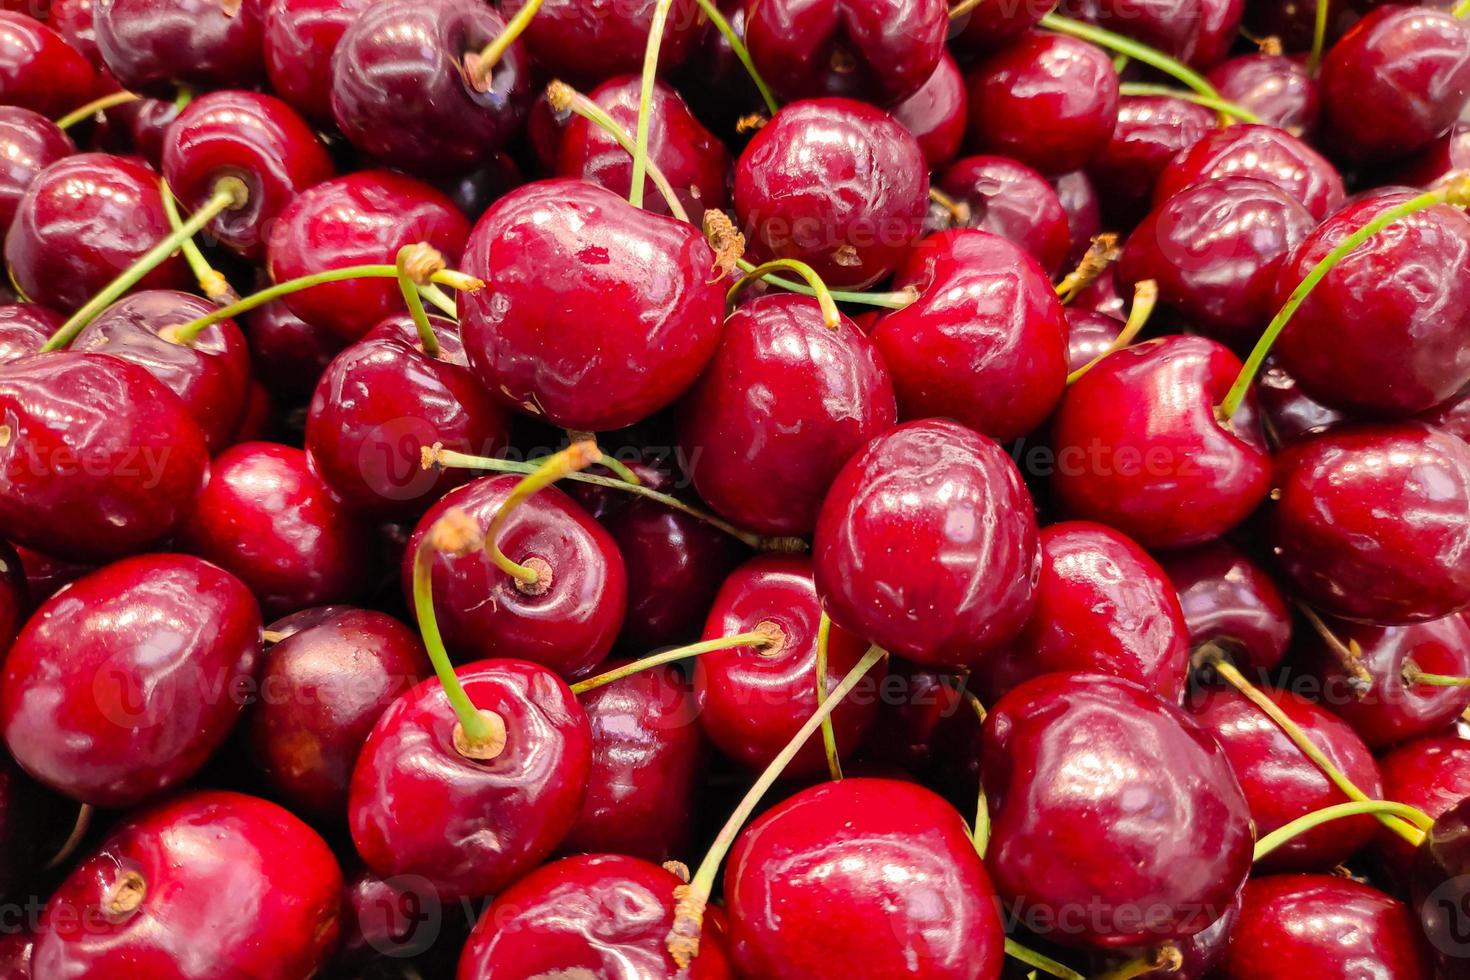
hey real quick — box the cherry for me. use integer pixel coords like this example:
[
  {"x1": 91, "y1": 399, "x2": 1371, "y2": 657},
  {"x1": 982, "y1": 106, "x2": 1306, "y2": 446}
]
[
  {"x1": 242, "y1": 299, "x2": 345, "y2": 403},
  {"x1": 439, "y1": 152, "x2": 524, "y2": 222},
  {"x1": 931, "y1": 155, "x2": 1071, "y2": 276},
  {"x1": 262, "y1": 0, "x2": 373, "y2": 126},
  {"x1": 1206, "y1": 53, "x2": 1321, "y2": 138},
  {"x1": 498, "y1": 0, "x2": 703, "y2": 88},
  {"x1": 724, "y1": 777, "x2": 1004, "y2": 978},
  {"x1": 892, "y1": 49, "x2": 967, "y2": 170},
  {"x1": 1391, "y1": 121, "x2": 1470, "y2": 189},
  {"x1": 1059, "y1": 0, "x2": 1203, "y2": 61},
  {"x1": 1092, "y1": 894, "x2": 1241, "y2": 980},
  {"x1": 1379, "y1": 735, "x2": 1470, "y2": 870},
  {"x1": 0, "y1": 107, "x2": 72, "y2": 235},
  {"x1": 856, "y1": 660, "x2": 982, "y2": 802},
  {"x1": 871, "y1": 229, "x2": 1068, "y2": 441},
  {"x1": 1191, "y1": 0, "x2": 1245, "y2": 68},
  {"x1": 458, "y1": 179, "x2": 723, "y2": 431},
  {"x1": 1064, "y1": 307, "x2": 1123, "y2": 373},
  {"x1": 1153, "y1": 124, "x2": 1346, "y2": 220},
  {"x1": 101, "y1": 95, "x2": 179, "y2": 168},
  {"x1": 1158, "y1": 540, "x2": 1292, "y2": 672},
  {"x1": 1, "y1": 554, "x2": 260, "y2": 806},
  {"x1": 1423, "y1": 383, "x2": 1470, "y2": 443},
  {"x1": 813, "y1": 418, "x2": 1041, "y2": 670},
  {"x1": 1269, "y1": 423, "x2": 1470, "y2": 623},
  {"x1": 982, "y1": 672, "x2": 1252, "y2": 950},
  {"x1": 1051, "y1": 168, "x2": 1103, "y2": 267},
  {"x1": 335, "y1": 866, "x2": 467, "y2": 969},
  {"x1": 1084, "y1": 95, "x2": 1215, "y2": 224},
  {"x1": 93, "y1": 0, "x2": 265, "y2": 96},
  {"x1": 13, "y1": 544, "x2": 92, "y2": 609},
  {"x1": 50, "y1": 0, "x2": 102, "y2": 65},
  {"x1": 232, "y1": 379, "x2": 273, "y2": 443},
  {"x1": 0, "y1": 302, "x2": 62, "y2": 364},
  {"x1": 1412, "y1": 794, "x2": 1470, "y2": 973},
  {"x1": 266, "y1": 170, "x2": 469, "y2": 341},
  {"x1": 965, "y1": 31, "x2": 1120, "y2": 176},
  {"x1": 948, "y1": 0, "x2": 1048, "y2": 55},
  {"x1": 33, "y1": 790, "x2": 342, "y2": 977},
  {"x1": 0, "y1": 12, "x2": 97, "y2": 117},
  {"x1": 1050, "y1": 334, "x2": 1271, "y2": 549},
  {"x1": 348, "y1": 658, "x2": 592, "y2": 899},
  {"x1": 734, "y1": 97, "x2": 928, "y2": 289},
  {"x1": 5, "y1": 153, "x2": 189, "y2": 314},
  {"x1": 1255, "y1": 358, "x2": 1350, "y2": 446}
]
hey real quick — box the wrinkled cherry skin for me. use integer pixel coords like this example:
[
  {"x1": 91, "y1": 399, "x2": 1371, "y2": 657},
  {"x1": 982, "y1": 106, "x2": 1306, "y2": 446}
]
[
  {"x1": 0, "y1": 12, "x2": 97, "y2": 117},
  {"x1": 1380, "y1": 735, "x2": 1470, "y2": 871},
  {"x1": 0, "y1": 353, "x2": 209, "y2": 563},
  {"x1": 814, "y1": 418, "x2": 1041, "y2": 670},
  {"x1": 33, "y1": 790, "x2": 342, "y2": 979},
  {"x1": 978, "y1": 521, "x2": 1190, "y2": 704},
  {"x1": 893, "y1": 50, "x2": 967, "y2": 169},
  {"x1": 1270, "y1": 424, "x2": 1470, "y2": 623},
  {"x1": 459, "y1": 179, "x2": 724, "y2": 432},
  {"x1": 6, "y1": 153, "x2": 188, "y2": 313},
  {"x1": 873, "y1": 229, "x2": 1068, "y2": 441},
  {"x1": 243, "y1": 299, "x2": 344, "y2": 403},
  {"x1": 1221, "y1": 875, "x2": 1434, "y2": 979},
  {"x1": 1159, "y1": 540, "x2": 1292, "y2": 672},
  {"x1": 1064, "y1": 307, "x2": 1121, "y2": 373},
  {"x1": 726, "y1": 778, "x2": 1005, "y2": 979},
  {"x1": 0, "y1": 554, "x2": 260, "y2": 807},
  {"x1": 263, "y1": 0, "x2": 372, "y2": 126},
  {"x1": 965, "y1": 32, "x2": 1120, "y2": 177},
  {"x1": 932, "y1": 155, "x2": 1070, "y2": 276},
  {"x1": 307, "y1": 314, "x2": 509, "y2": 519},
  {"x1": 1050, "y1": 335, "x2": 1271, "y2": 550},
  {"x1": 459, "y1": 854, "x2": 734, "y2": 979},
  {"x1": 1207, "y1": 54, "x2": 1320, "y2": 138},
  {"x1": 0, "y1": 107, "x2": 72, "y2": 235},
  {"x1": 94, "y1": 0, "x2": 264, "y2": 95},
  {"x1": 406, "y1": 475, "x2": 626, "y2": 679},
  {"x1": 678, "y1": 295, "x2": 896, "y2": 536},
  {"x1": 163, "y1": 90, "x2": 333, "y2": 260},
  {"x1": 694, "y1": 555, "x2": 884, "y2": 778},
  {"x1": 734, "y1": 98, "x2": 928, "y2": 290},
  {"x1": 247, "y1": 606, "x2": 428, "y2": 821},
  {"x1": 1119, "y1": 176, "x2": 1316, "y2": 350},
  {"x1": 0, "y1": 303, "x2": 61, "y2": 364},
  {"x1": 266, "y1": 171, "x2": 469, "y2": 342},
  {"x1": 1060, "y1": 0, "x2": 1202, "y2": 61},
  {"x1": 1186, "y1": 684, "x2": 1382, "y2": 872},
  {"x1": 1274, "y1": 191, "x2": 1470, "y2": 417},
  {"x1": 348, "y1": 659, "x2": 592, "y2": 900},
  {"x1": 1088, "y1": 97, "x2": 1215, "y2": 227},
  {"x1": 1153, "y1": 124, "x2": 1345, "y2": 221},
  {"x1": 331, "y1": 0, "x2": 531, "y2": 179},
  {"x1": 983, "y1": 673, "x2": 1252, "y2": 950},
  {"x1": 743, "y1": 0, "x2": 947, "y2": 106},
  {"x1": 502, "y1": 0, "x2": 701, "y2": 87},
  {"x1": 71, "y1": 289, "x2": 251, "y2": 452}
]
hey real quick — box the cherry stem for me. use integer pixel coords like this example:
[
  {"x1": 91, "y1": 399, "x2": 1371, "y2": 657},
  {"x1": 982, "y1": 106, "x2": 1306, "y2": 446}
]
[
  {"x1": 942, "y1": 676, "x2": 990, "y2": 854},
  {"x1": 1040, "y1": 12, "x2": 1224, "y2": 103},
  {"x1": 417, "y1": 283, "x2": 459, "y2": 319},
  {"x1": 41, "y1": 804, "x2": 93, "y2": 872},
  {"x1": 689, "y1": 0, "x2": 779, "y2": 114},
  {"x1": 1117, "y1": 81, "x2": 1265, "y2": 125},
  {"x1": 1218, "y1": 178, "x2": 1470, "y2": 421},
  {"x1": 40, "y1": 176, "x2": 247, "y2": 353},
  {"x1": 595, "y1": 453, "x2": 644, "y2": 487},
  {"x1": 734, "y1": 258, "x2": 917, "y2": 309},
  {"x1": 629, "y1": 0, "x2": 676, "y2": 210},
  {"x1": 571, "y1": 627, "x2": 779, "y2": 695},
  {"x1": 948, "y1": 0, "x2": 986, "y2": 17},
  {"x1": 815, "y1": 612, "x2": 844, "y2": 781},
  {"x1": 161, "y1": 180, "x2": 237, "y2": 307},
  {"x1": 395, "y1": 244, "x2": 444, "y2": 359},
  {"x1": 55, "y1": 90, "x2": 141, "y2": 129},
  {"x1": 1003, "y1": 939, "x2": 1085, "y2": 980},
  {"x1": 1254, "y1": 800, "x2": 1436, "y2": 864},
  {"x1": 667, "y1": 644, "x2": 887, "y2": 968},
  {"x1": 1403, "y1": 661, "x2": 1470, "y2": 688},
  {"x1": 1296, "y1": 602, "x2": 1371, "y2": 695},
  {"x1": 1055, "y1": 232, "x2": 1121, "y2": 304},
  {"x1": 1455, "y1": 0, "x2": 1470, "y2": 17},
  {"x1": 467, "y1": 0, "x2": 543, "y2": 90},
  {"x1": 928, "y1": 186, "x2": 972, "y2": 227},
  {"x1": 485, "y1": 440, "x2": 603, "y2": 587},
  {"x1": 1307, "y1": 0, "x2": 1330, "y2": 75},
  {"x1": 728, "y1": 259, "x2": 841, "y2": 328},
  {"x1": 1066, "y1": 278, "x2": 1157, "y2": 385},
  {"x1": 1096, "y1": 946, "x2": 1183, "y2": 980}
]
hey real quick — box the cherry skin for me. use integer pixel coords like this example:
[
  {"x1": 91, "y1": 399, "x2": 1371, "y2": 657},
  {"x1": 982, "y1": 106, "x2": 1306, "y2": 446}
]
[
  {"x1": 1064, "y1": 307, "x2": 1122, "y2": 373},
  {"x1": 965, "y1": 31, "x2": 1120, "y2": 177},
  {"x1": 5, "y1": 152, "x2": 189, "y2": 313},
  {"x1": 266, "y1": 170, "x2": 469, "y2": 341},
  {"x1": 1084, "y1": 95, "x2": 1215, "y2": 225},
  {"x1": 336, "y1": 866, "x2": 466, "y2": 969},
  {"x1": 406, "y1": 474, "x2": 626, "y2": 679},
  {"x1": 1093, "y1": 895, "x2": 1241, "y2": 980},
  {"x1": 1153, "y1": 124, "x2": 1345, "y2": 221},
  {"x1": 1158, "y1": 540, "x2": 1293, "y2": 673},
  {"x1": 243, "y1": 299, "x2": 345, "y2": 404},
  {"x1": 677, "y1": 294, "x2": 896, "y2": 536},
  {"x1": 1422, "y1": 383, "x2": 1470, "y2": 443},
  {"x1": 13, "y1": 544, "x2": 92, "y2": 610},
  {"x1": 947, "y1": 0, "x2": 1048, "y2": 55},
  {"x1": 892, "y1": 50, "x2": 967, "y2": 170},
  {"x1": 725, "y1": 778, "x2": 1005, "y2": 979},
  {"x1": 1052, "y1": 169, "x2": 1103, "y2": 268},
  {"x1": 930, "y1": 155, "x2": 1071, "y2": 277},
  {"x1": 676, "y1": 0, "x2": 761, "y2": 135},
  {"x1": 438, "y1": 152, "x2": 523, "y2": 223},
  {"x1": 348, "y1": 658, "x2": 592, "y2": 900},
  {"x1": 1391, "y1": 121, "x2": 1470, "y2": 189},
  {"x1": 1412, "y1": 794, "x2": 1470, "y2": 973},
  {"x1": 1255, "y1": 358, "x2": 1350, "y2": 446},
  {"x1": 458, "y1": 179, "x2": 724, "y2": 432},
  {"x1": 1191, "y1": 0, "x2": 1245, "y2": 68},
  {"x1": 856, "y1": 660, "x2": 983, "y2": 803},
  {"x1": 1270, "y1": 423, "x2": 1470, "y2": 623},
  {"x1": 0, "y1": 302, "x2": 62, "y2": 364},
  {"x1": 498, "y1": 0, "x2": 703, "y2": 88},
  {"x1": 33, "y1": 790, "x2": 342, "y2": 978},
  {"x1": 100, "y1": 95, "x2": 179, "y2": 168},
  {"x1": 982, "y1": 672, "x2": 1252, "y2": 950},
  {"x1": 0, "y1": 107, "x2": 72, "y2": 235},
  {"x1": 734, "y1": 97, "x2": 928, "y2": 289},
  {"x1": 1380, "y1": 735, "x2": 1470, "y2": 870},
  {"x1": 1059, "y1": 0, "x2": 1203, "y2": 61},
  {"x1": 871, "y1": 229, "x2": 1068, "y2": 441},
  {"x1": 262, "y1": 0, "x2": 373, "y2": 126},
  {"x1": 93, "y1": 0, "x2": 265, "y2": 95},
  {"x1": 0, "y1": 554, "x2": 260, "y2": 806},
  {"x1": 459, "y1": 854, "x2": 735, "y2": 979},
  {"x1": 162, "y1": 89, "x2": 333, "y2": 260},
  {"x1": 813, "y1": 418, "x2": 1041, "y2": 670},
  {"x1": 1206, "y1": 54, "x2": 1321, "y2": 138},
  {"x1": 0, "y1": 12, "x2": 97, "y2": 117},
  {"x1": 307, "y1": 314, "x2": 510, "y2": 520}
]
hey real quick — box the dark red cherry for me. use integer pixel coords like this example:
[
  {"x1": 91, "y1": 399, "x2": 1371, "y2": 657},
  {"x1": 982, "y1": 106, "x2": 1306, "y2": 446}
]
[
  {"x1": 1051, "y1": 168, "x2": 1103, "y2": 268},
  {"x1": 1390, "y1": 121, "x2": 1470, "y2": 189},
  {"x1": 100, "y1": 95, "x2": 179, "y2": 168},
  {"x1": 162, "y1": 89, "x2": 333, "y2": 259},
  {"x1": 892, "y1": 50, "x2": 967, "y2": 169},
  {"x1": 1159, "y1": 540, "x2": 1292, "y2": 672},
  {"x1": 1186, "y1": 684, "x2": 1382, "y2": 871},
  {"x1": 1270, "y1": 423, "x2": 1470, "y2": 623},
  {"x1": 872, "y1": 229, "x2": 1068, "y2": 441},
  {"x1": 0, "y1": 302, "x2": 62, "y2": 364},
  {"x1": 983, "y1": 672, "x2": 1252, "y2": 950},
  {"x1": 307, "y1": 314, "x2": 509, "y2": 519},
  {"x1": 931, "y1": 155, "x2": 1070, "y2": 276},
  {"x1": 694, "y1": 554, "x2": 884, "y2": 778},
  {"x1": 725, "y1": 778, "x2": 1004, "y2": 979},
  {"x1": 406, "y1": 475, "x2": 626, "y2": 679},
  {"x1": 0, "y1": 554, "x2": 259, "y2": 806},
  {"x1": 1153, "y1": 124, "x2": 1345, "y2": 220},
  {"x1": 71, "y1": 289, "x2": 251, "y2": 451},
  {"x1": 0, "y1": 543, "x2": 20, "y2": 656},
  {"x1": 247, "y1": 606, "x2": 428, "y2": 820},
  {"x1": 734, "y1": 97, "x2": 928, "y2": 289},
  {"x1": 1084, "y1": 95, "x2": 1215, "y2": 224},
  {"x1": 978, "y1": 521, "x2": 1190, "y2": 703},
  {"x1": 1321, "y1": 6, "x2": 1470, "y2": 164},
  {"x1": 1064, "y1": 307, "x2": 1122, "y2": 373},
  {"x1": 13, "y1": 544, "x2": 91, "y2": 610},
  {"x1": 266, "y1": 170, "x2": 469, "y2": 341},
  {"x1": 459, "y1": 179, "x2": 723, "y2": 431},
  {"x1": 498, "y1": 0, "x2": 702, "y2": 88},
  {"x1": 231, "y1": 380, "x2": 273, "y2": 443},
  {"x1": 1221, "y1": 875, "x2": 1434, "y2": 979},
  {"x1": 459, "y1": 853, "x2": 735, "y2": 979},
  {"x1": 0, "y1": 353, "x2": 208, "y2": 563},
  {"x1": 1422, "y1": 383, "x2": 1470, "y2": 443},
  {"x1": 93, "y1": 0, "x2": 264, "y2": 95},
  {"x1": 0, "y1": 12, "x2": 97, "y2": 117},
  {"x1": 675, "y1": 0, "x2": 761, "y2": 133},
  {"x1": 1059, "y1": 0, "x2": 1203, "y2": 61},
  {"x1": 743, "y1": 0, "x2": 947, "y2": 106},
  {"x1": 262, "y1": 0, "x2": 373, "y2": 126},
  {"x1": 348, "y1": 658, "x2": 592, "y2": 899},
  {"x1": 965, "y1": 31, "x2": 1120, "y2": 177},
  {"x1": 1093, "y1": 894, "x2": 1241, "y2": 980},
  {"x1": 1207, "y1": 54, "x2": 1320, "y2": 138},
  {"x1": 1412, "y1": 794, "x2": 1470, "y2": 972},
  {"x1": 1255, "y1": 358, "x2": 1350, "y2": 446},
  {"x1": 1379, "y1": 735, "x2": 1470, "y2": 869},
  {"x1": 814, "y1": 418, "x2": 1041, "y2": 670},
  {"x1": 5, "y1": 153, "x2": 188, "y2": 313},
  {"x1": 677, "y1": 294, "x2": 896, "y2": 536},
  {"x1": 242, "y1": 299, "x2": 345, "y2": 403},
  {"x1": 50, "y1": 0, "x2": 103, "y2": 65},
  {"x1": 1191, "y1": 0, "x2": 1245, "y2": 68},
  {"x1": 336, "y1": 866, "x2": 465, "y2": 968},
  {"x1": 855, "y1": 660, "x2": 982, "y2": 801},
  {"x1": 438, "y1": 152, "x2": 523, "y2": 222},
  {"x1": 0, "y1": 107, "x2": 72, "y2": 235},
  {"x1": 1118, "y1": 176, "x2": 1316, "y2": 350},
  {"x1": 947, "y1": 0, "x2": 1047, "y2": 55},
  {"x1": 555, "y1": 74, "x2": 730, "y2": 220},
  {"x1": 1243, "y1": 0, "x2": 1351, "y2": 52},
  {"x1": 1051, "y1": 334, "x2": 1271, "y2": 549},
  {"x1": 33, "y1": 790, "x2": 342, "y2": 978}
]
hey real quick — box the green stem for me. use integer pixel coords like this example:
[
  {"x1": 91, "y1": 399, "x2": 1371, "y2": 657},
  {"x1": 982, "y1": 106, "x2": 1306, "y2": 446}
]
[
  {"x1": 728, "y1": 259, "x2": 840, "y2": 328},
  {"x1": 1095, "y1": 947, "x2": 1182, "y2": 980},
  {"x1": 395, "y1": 245, "x2": 442, "y2": 359},
  {"x1": 485, "y1": 441, "x2": 602, "y2": 586},
  {"x1": 172, "y1": 87, "x2": 193, "y2": 113},
  {"x1": 468, "y1": 0, "x2": 544, "y2": 87},
  {"x1": 417, "y1": 283, "x2": 459, "y2": 318},
  {"x1": 948, "y1": 0, "x2": 987, "y2": 19},
  {"x1": 594, "y1": 453, "x2": 643, "y2": 487},
  {"x1": 629, "y1": 0, "x2": 676, "y2": 210},
  {"x1": 161, "y1": 181, "x2": 235, "y2": 306},
  {"x1": 1066, "y1": 279, "x2": 1157, "y2": 385},
  {"x1": 55, "y1": 90, "x2": 141, "y2": 129},
  {"x1": 1117, "y1": 81, "x2": 1264, "y2": 124},
  {"x1": 1003, "y1": 939, "x2": 1085, "y2": 980},
  {"x1": 1307, "y1": 0, "x2": 1330, "y2": 75},
  {"x1": 571, "y1": 629, "x2": 775, "y2": 695},
  {"x1": 1254, "y1": 800, "x2": 1436, "y2": 863},
  {"x1": 411, "y1": 526, "x2": 496, "y2": 745},
  {"x1": 733, "y1": 258, "x2": 915, "y2": 309},
  {"x1": 1455, "y1": 0, "x2": 1470, "y2": 17},
  {"x1": 815, "y1": 613, "x2": 844, "y2": 781},
  {"x1": 1040, "y1": 12, "x2": 1222, "y2": 101},
  {"x1": 690, "y1": 0, "x2": 779, "y2": 114},
  {"x1": 1403, "y1": 661, "x2": 1470, "y2": 688}
]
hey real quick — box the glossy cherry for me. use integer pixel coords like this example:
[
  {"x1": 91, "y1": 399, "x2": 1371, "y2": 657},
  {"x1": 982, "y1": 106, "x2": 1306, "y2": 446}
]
[
  {"x1": 1206, "y1": 54, "x2": 1320, "y2": 138},
  {"x1": 1412, "y1": 794, "x2": 1470, "y2": 972},
  {"x1": 892, "y1": 50, "x2": 967, "y2": 169},
  {"x1": 0, "y1": 302, "x2": 61, "y2": 364},
  {"x1": 1255, "y1": 358, "x2": 1350, "y2": 446},
  {"x1": 262, "y1": 0, "x2": 373, "y2": 125},
  {"x1": 0, "y1": 12, "x2": 97, "y2": 117},
  {"x1": 498, "y1": 0, "x2": 703, "y2": 88},
  {"x1": 1153, "y1": 124, "x2": 1345, "y2": 221},
  {"x1": 1159, "y1": 540, "x2": 1292, "y2": 672},
  {"x1": 0, "y1": 107, "x2": 72, "y2": 235},
  {"x1": 93, "y1": 0, "x2": 265, "y2": 95},
  {"x1": 1085, "y1": 95, "x2": 1214, "y2": 224},
  {"x1": 931, "y1": 155, "x2": 1070, "y2": 276},
  {"x1": 1392, "y1": 121, "x2": 1470, "y2": 189},
  {"x1": 675, "y1": 0, "x2": 760, "y2": 134},
  {"x1": 101, "y1": 95, "x2": 179, "y2": 168},
  {"x1": 242, "y1": 299, "x2": 345, "y2": 403},
  {"x1": 1052, "y1": 169, "x2": 1103, "y2": 267},
  {"x1": 947, "y1": 0, "x2": 1048, "y2": 55},
  {"x1": 1059, "y1": 0, "x2": 1203, "y2": 61},
  {"x1": 1064, "y1": 307, "x2": 1122, "y2": 373},
  {"x1": 1380, "y1": 735, "x2": 1470, "y2": 870},
  {"x1": 1191, "y1": 0, "x2": 1245, "y2": 68},
  {"x1": 856, "y1": 660, "x2": 982, "y2": 803}
]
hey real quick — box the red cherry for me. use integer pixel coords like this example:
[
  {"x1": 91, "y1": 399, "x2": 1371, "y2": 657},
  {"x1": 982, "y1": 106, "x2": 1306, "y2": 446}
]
[
  {"x1": 0, "y1": 302, "x2": 62, "y2": 364},
  {"x1": 892, "y1": 50, "x2": 967, "y2": 170},
  {"x1": 0, "y1": 107, "x2": 72, "y2": 235},
  {"x1": 856, "y1": 660, "x2": 982, "y2": 801},
  {"x1": 1255, "y1": 358, "x2": 1351, "y2": 446},
  {"x1": 1064, "y1": 306, "x2": 1122, "y2": 373},
  {"x1": 1378, "y1": 735, "x2": 1470, "y2": 870},
  {"x1": 1390, "y1": 121, "x2": 1470, "y2": 188},
  {"x1": 1159, "y1": 540, "x2": 1292, "y2": 672},
  {"x1": 1153, "y1": 124, "x2": 1346, "y2": 220},
  {"x1": 1084, "y1": 95, "x2": 1215, "y2": 224},
  {"x1": 1422, "y1": 383, "x2": 1470, "y2": 443},
  {"x1": 948, "y1": 0, "x2": 1048, "y2": 55},
  {"x1": 1051, "y1": 168, "x2": 1103, "y2": 268},
  {"x1": 1206, "y1": 54, "x2": 1321, "y2": 138},
  {"x1": 336, "y1": 866, "x2": 467, "y2": 969},
  {"x1": 498, "y1": 0, "x2": 703, "y2": 88},
  {"x1": 931, "y1": 155, "x2": 1071, "y2": 276},
  {"x1": 0, "y1": 12, "x2": 97, "y2": 117},
  {"x1": 93, "y1": 0, "x2": 265, "y2": 95},
  {"x1": 1059, "y1": 0, "x2": 1203, "y2": 60},
  {"x1": 1092, "y1": 894, "x2": 1241, "y2": 980},
  {"x1": 12, "y1": 544, "x2": 91, "y2": 610},
  {"x1": 437, "y1": 152, "x2": 524, "y2": 223},
  {"x1": 242, "y1": 299, "x2": 345, "y2": 403},
  {"x1": 1191, "y1": 0, "x2": 1245, "y2": 68},
  {"x1": 99, "y1": 95, "x2": 179, "y2": 168},
  {"x1": 261, "y1": 0, "x2": 373, "y2": 126},
  {"x1": 50, "y1": 0, "x2": 103, "y2": 65}
]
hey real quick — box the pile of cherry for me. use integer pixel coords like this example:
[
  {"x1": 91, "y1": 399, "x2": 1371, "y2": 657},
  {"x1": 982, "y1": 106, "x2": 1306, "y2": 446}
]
[{"x1": 1, "y1": 0, "x2": 1470, "y2": 975}]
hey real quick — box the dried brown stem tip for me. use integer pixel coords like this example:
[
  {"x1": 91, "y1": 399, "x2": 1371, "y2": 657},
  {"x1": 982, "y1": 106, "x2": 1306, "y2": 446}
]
[
  {"x1": 106, "y1": 870, "x2": 147, "y2": 919},
  {"x1": 735, "y1": 113, "x2": 768, "y2": 134},
  {"x1": 666, "y1": 883, "x2": 707, "y2": 969},
  {"x1": 1055, "y1": 232, "x2": 1122, "y2": 302},
  {"x1": 546, "y1": 79, "x2": 575, "y2": 114},
  {"x1": 400, "y1": 243, "x2": 448, "y2": 287},
  {"x1": 702, "y1": 210, "x2": 746, "y2": 282},
  {"x1": 421, "y1": 442, "x2": 445, "y2": 471},
  {"x1": 428, "y1": 507, "x2": 484, "y2": 557}
]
